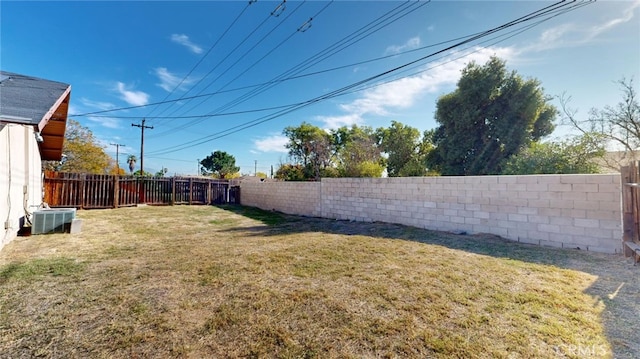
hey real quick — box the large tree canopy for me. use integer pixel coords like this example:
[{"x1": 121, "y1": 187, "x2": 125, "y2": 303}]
[
  {"x1": 43, "y1": 119, "x2": 114, "y2": 174},
  {"x1": 428, "y1": 57, "x2": 556, "y2": 175},
  {"x1": 279, "y1": 121, "x2": 434, "y2": 180},
  {"x1": 333, "y1": 125, "x2": 384, "y2": 178},
  {"x1": 200, "y1": 151, "x2": 239, "y2": 179},
  {"x1": 283, "y1": 122, "x2": 333, "y2": 180},
  {"x1": 377, "y1": 121, "x2": 431, "y2": 177}
]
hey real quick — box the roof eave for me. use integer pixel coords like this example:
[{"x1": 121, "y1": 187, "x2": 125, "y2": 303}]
[{"x1": 38, "y1": 85, "x2": 71, "y2": 161}]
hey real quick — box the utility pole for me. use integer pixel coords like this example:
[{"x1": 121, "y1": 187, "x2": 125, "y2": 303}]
[
  {"x1": 197, "y1": 159, "x2": 200, "y2": 176},
  {"x1": 110, "y1": 143, "x2": 125, "y2": 173},
  {"x1": 131, "y1": 119, "x2": 153, "y2": 175},
  {"x1": 254, "y1": 160, "x2": 257, "y2": 176}
]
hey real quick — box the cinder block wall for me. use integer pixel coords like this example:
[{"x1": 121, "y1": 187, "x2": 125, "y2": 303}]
[
  {"x1": 240, "y1": 181, "x2": 322, "y2": 217},
  {"x1": 240, "y1": 174, "x2": 623, "y2": 254}
]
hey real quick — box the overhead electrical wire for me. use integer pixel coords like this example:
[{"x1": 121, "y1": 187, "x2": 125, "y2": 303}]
[
  {"x1": 147, "y1": 1, "x2": 285, "y2": 122},
  {"x1": 146, "y1": 0, "x2": 593, "y2": 156},
  {"x1": 155, "y1": 0, "x2": 311, "y2": 127},
  {"x1": 328, "y1": 0, "x2": 594, "y2": 102},
  {"x1": 205, "y1": 1, "x2": 426, "y2": 118},
  {"x1": 144, "y1": 1, "x2": 255, "y2": 120},
  {"x1": 71, "y1": 0, "x2": 589, "y2": 123},
  {"x1": 153, "y1": 0, "x2": 334, "y2": 137},
  {"x1": 69, "y1": 0, "x2": 421, "y2": 119},
  {"x1": 72, "y1": 29, "x2": 482, "y2": 119},
  {"x1": 153, "y1": 0, "x2": 425, "y2": 138},
  {"x1": 93, "y1": 4, "x2": 589, "y2": 125},
  {"x1": 70, "y1": 1, "x2": 591, "y2": 160}
]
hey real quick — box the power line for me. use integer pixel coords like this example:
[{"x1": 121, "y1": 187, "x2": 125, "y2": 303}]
[
  {"x1": 153, "y1": 0, "x2": 312, "y2": 134},
  {"x1": 74, "y1": 30, "x2": 479, "y2": 120},
  {"x1": 72, "y1": 0, "x2": 589, "y2": 137},
  {"x1": 144, "y1": 1, "x2": 255, "y2": 120},
  {"x1": 150, "y1": 0, "x2": 296, "y2": 123},
  {"x1": 202, "y1": 1, "x2": 424, "y2": 119},
  {"x1": 70, "y1": 0, "x2": 582, "y2": 125},
  {"x1": 146, "y1": 0, "x2": 592, "y2": 156},
  {"x1": 155, "y1": 0, "x2": 423, "y2": 137},
  {"x1": 69, "y1": 2, "x2": 425, "y2": 120}
]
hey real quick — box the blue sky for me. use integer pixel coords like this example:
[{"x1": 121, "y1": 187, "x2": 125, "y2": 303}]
[{"x1": 2, "y1": 1, "x2": 639, "y2": 176}]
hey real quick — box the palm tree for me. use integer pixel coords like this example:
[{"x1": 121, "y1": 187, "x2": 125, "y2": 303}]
[{"x1": 127, "y1": 155, "x2": 137, "y2": 174}]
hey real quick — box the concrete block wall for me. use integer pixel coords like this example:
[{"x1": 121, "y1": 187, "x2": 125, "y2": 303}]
[
  {"x1": 240, "y1": 181, "x2": 322, "y2": 217},
  {"x1": 240, "y1": 174, "x2": 623, "y2": 254}
]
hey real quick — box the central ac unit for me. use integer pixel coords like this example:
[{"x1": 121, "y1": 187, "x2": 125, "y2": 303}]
[{"x1": 32, "y1": 208, "x2": 76, "y2": 234}]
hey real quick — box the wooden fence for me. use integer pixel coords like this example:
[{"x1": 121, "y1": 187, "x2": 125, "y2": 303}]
[
  {"x1": 44, "y1": 171, "x2": 240, "y2": 209},
  {"x1": 621, "y1": 162, "x2": 640, "y2": 262}
]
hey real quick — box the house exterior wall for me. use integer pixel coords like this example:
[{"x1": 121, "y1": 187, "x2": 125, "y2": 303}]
[
  {"x1": 240, "y1": 174, "x2": 623, "y2": 254},
  {"x1": 1, "y1": 124, "x2": 44, "y2": 250}
]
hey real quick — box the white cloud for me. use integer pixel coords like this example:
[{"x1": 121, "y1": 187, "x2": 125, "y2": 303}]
[
  {"x1": 68, "y1": 104, "x2": 80, "y2": 116},
  {"x1": 253, "y1": 135, "x2": 289, "y2": 153},
  {"x1": 87, "y1": 116, "x2": 121, "y2": 129},
  {"x1": 340, "y1": 75, "x2": 432, "y2": 116},
  {"x1": 326, "y1": 46, "x2": 514, "y2": 126},
  {"x1": 521, "y1": 1, "x2": 640, "y2": 53},
  {"x1": 314, "y1": 2, "x2": 637, "y2": 131},
  {"x1": 154, "y1": 67, "x2": 193, "y2": 92},
  {"x1": 385, "y1": 36, "x2": 421, "y2": 55},
  {"x1": 170, "y1": 33, "x2": 203, "y2": 54},
  {"x1": 540, "y1": 24, "x2": 573, "y2": 44},
  {"x1": 316, "y1": 113, "x2": 364, "y2": 129},
  {"x1": 590, "y1": 0, "x2": 640, "y2": 39},
  {"x1": 115, "y1": 82, "x2": 149, "y2": 106},
  {"x1": 80, "y1": 98, "x2": 117, "y2": 111}
]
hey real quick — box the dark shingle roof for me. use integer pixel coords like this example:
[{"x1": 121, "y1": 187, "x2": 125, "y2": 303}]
[
  {"x1": 0, "y1": 71, "x2": 72, "y2": 160},
  {"x1": 0, "y1": 71, "x2": 70, "y2": 124}
]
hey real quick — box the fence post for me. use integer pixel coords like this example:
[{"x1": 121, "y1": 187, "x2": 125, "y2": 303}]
[
  {"x1": 113, "y1": 175, "x2": 120, "y2": 208},
  {"x1": 621, "y1": 162, "x2": 639, "y2": 257},
  {"x1": 189, "y1": 177, "x2": 193, "y2": 205},
  {"x1": 171, "y1": 177, "x2": 176, "y2": 205},
  {"x1": 80, "y1": 173, "x2": 86, "y2": 210},
  {"x1": 139, "y1": 177, "x2": 146, "y2": 204}
]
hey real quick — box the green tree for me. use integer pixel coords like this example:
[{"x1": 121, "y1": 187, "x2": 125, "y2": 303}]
[
  {"x1": 200, "y1": 151, "x2": 240, "y2": 179},
  {"x1": 155, "y1": 167, "x2": 168, "y2": 177},
  {"x1": 333, "y1": 125, "x2": 384, "y2": 177},
  {"x1": 133, "y1": 169, "x2": 153, "y2": 177},
  {"x1": 283, "y1": 122, "x2": 333, "y2": 180},
  {"x1": 43, "y1": 119, "x2": 114, "y2": 174},
  {"x1": 275, "y1": 164, "x2": 306, "y2": 181},
  {"x1": 377, "y1": 121, "x2": 430, "y2": 177},
  {"x1": 428, "y1": 57, "x2": 556, "y2": 175},
  {"x1": 503, "y1": 134, "x2": 605, "y2": 175}
]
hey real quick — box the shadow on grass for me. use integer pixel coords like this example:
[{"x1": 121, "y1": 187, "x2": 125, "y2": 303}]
[
  {"x1": 216, "y1": 205, "x2": 287, "y2": 227},
  {"x1": 215, "y1": 204, "x2": 640, "y2": 358},
  {"x1": 216, "y1": 205, "x2": 605, "y2": 266}
]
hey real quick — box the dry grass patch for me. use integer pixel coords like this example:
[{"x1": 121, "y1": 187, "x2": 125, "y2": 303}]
[{"x1": 0, "y1": 205, "x2": 636, "y2": 358}]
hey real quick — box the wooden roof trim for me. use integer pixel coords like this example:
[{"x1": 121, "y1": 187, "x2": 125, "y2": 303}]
[{"x1": 37, "y1": 85, "x2": 71, "y2": 132}]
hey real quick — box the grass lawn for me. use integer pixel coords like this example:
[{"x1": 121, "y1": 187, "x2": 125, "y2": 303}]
[{"x1": 1, "y1": 205, "x2": 638, "y2": 358}]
